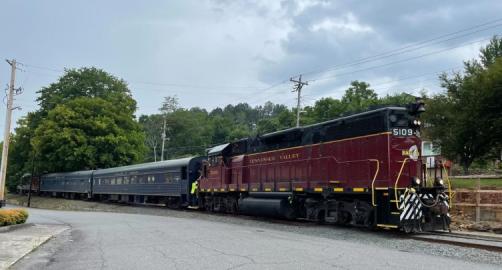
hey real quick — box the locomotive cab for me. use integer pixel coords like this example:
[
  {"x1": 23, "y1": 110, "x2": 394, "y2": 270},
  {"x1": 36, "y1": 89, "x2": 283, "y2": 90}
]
[{"x1": 387, "y1": 99, "x2": 451, "y2": 233}]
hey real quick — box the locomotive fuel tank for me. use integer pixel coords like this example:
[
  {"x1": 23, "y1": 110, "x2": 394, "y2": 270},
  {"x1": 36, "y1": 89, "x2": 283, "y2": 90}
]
[{"x1": 238, "y1": 193, "x2": 295, "y2": 219}]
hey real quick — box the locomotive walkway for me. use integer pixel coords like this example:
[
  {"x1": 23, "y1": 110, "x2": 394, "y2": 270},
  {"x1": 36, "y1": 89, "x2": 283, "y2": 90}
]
[{"x1": 6, "y1": 207, "x2": 502, "y2": 270}]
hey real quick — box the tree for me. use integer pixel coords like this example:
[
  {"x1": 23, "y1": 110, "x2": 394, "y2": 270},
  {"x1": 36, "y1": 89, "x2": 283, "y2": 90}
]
[
  {"x1": 309, "y1": 97, "x2": 346, "y2": 122},
  {"x1": 37, "y1": 67, "x2": 136, "y2": 116},
  {"x1": 257, "y1": 118, "x2": 280, "y2": 134},
  {"x1": 378, "y1": 92, "x2": 417, "y2": 107},
  {"x1": 160, "y1": 96, "x2": 179, "y2": 115},
  {"x1": 480, "y1": 36, "x2": 502, "y2": 67},
  {"x1": 6, "y1": 67, "x2": 145, "y2": 185},
  {"x1": 4, "y1": 115, "x2": 38, "y2": 191},
  {"x1": 341, "y1": 81, "x2": 378, "y2": 113},
  {"x1": 160, "y1": 96, "x2": 179, "y2": 160},
  {"x1": 424, "y1": 36, "x2": 502, "y2": 173},
  {"x1": 139, "y1": 114, "x2": 163, "y2": 162},
  {"x1": 31, "y1": 97, "x2": 146, "y2": 172}
]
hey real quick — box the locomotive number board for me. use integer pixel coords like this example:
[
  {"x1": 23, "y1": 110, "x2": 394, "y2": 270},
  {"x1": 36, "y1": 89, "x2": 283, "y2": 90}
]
[{"x1": 392, "y1": 128, "x2": 414, "y2": 137}]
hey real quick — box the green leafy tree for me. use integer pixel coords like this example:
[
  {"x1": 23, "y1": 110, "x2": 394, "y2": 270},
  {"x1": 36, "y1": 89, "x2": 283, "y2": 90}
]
[
  {"x1": 341, "y1": 81, "x2": 378, "y2": 113},
  {"x1": 6, "y1": 67, "x2": 146, "y2": 186},
  {"x1": 480, "y1": 36, "x2": 502, "y2": 67},
  {"x1": 32, "y1": 97, "x2": 146, "y2": 172},
  {"x1": 257, "y1": 118, "x2": 280, "y2": 134},
  {"x1": 378, "y1": 92, "x2": 417, "y2": 106},
  {"x1": 424, "y1": 36, "x2": 502, "y2": 173},
  {"x1": 309, "y1": 97, "x2": 346, "y2": 122},
  {"x1": 37, "y1": 67, "x2": 136, "y2": 115}
]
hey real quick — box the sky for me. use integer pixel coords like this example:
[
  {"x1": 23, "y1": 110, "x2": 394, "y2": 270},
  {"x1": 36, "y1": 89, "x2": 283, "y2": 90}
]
[{"x1": 1, "y1": 0, "x2": 502, "y2": 139}]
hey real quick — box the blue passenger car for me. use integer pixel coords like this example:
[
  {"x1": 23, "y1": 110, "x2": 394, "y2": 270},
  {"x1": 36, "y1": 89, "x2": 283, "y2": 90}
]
[
  {"x1": 40, "y1": 170, "x2": 93, "y2": 199},
  {"x1": 92, "y1": 157, "x2": 204, "y2": 207}
]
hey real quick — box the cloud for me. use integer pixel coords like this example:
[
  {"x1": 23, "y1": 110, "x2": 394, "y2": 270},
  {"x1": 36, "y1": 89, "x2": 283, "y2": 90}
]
[
  {"x1": 310, "y1": 13, "x2": 373, "y2": 33},
  {"x1": 1, "y1": 0, "x2": 502, "y2": 138}
]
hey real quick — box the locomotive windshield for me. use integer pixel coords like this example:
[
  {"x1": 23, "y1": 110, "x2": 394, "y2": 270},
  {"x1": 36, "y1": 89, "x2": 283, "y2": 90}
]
[{"x1": 388, "y1": 108, "x2": 421, "y2": 137}]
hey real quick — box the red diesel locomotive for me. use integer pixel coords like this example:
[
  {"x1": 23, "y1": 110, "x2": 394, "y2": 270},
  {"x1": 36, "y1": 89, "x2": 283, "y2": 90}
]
[{"x1": 198, "y1": 101, "x2": 450, "y2": 232}]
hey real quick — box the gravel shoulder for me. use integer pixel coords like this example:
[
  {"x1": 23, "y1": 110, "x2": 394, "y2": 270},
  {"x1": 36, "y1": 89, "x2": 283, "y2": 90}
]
[{"x1": 7, "y1": 193, "x2": 502, "y2": 266}]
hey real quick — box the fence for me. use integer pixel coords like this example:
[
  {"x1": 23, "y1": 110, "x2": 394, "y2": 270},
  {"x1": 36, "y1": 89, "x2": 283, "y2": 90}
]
[{"x1": 453, "y1": 177, "x2": 502, "y2": 222}]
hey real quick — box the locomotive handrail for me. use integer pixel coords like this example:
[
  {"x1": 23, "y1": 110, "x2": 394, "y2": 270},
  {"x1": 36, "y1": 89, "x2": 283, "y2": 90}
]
[
  {"x1": 394, "y1": 158, "x2": 409, "y2": 209},
  {"x1": 442, "y1": 166, "x2": 453, "y2": 209},
  {"x1": 369, "y1": 159, "x2": 380, "y2": 207}
]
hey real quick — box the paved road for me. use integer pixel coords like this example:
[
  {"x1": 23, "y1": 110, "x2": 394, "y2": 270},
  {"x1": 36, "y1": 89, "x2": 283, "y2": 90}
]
[{"x1": 12, "y1": 208, "x2": 501, "y2": 270}]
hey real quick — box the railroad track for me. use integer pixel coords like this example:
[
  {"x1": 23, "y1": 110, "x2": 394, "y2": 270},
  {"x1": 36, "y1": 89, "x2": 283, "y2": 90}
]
[
  {"x1": 22, "y1": 198, "x2": 502, "y2": 252},
  {"x1": 124, "y1": 204, "x2": 502, "y2": 252},
  {"x1": 409, "y1": 231, "x2": 502, "y2": 252}
]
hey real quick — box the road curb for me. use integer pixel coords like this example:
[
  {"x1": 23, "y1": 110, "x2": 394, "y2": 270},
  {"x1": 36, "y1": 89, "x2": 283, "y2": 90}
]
[
  {"x1": 0, "y1": 224, "x2": 69, "y2": 270},
  {"x1": 0, "y1": 223, "x2": 32, "y2": 233},
  {"x1": 5, "y1": 234, "x2": 55, "y2": 270}
]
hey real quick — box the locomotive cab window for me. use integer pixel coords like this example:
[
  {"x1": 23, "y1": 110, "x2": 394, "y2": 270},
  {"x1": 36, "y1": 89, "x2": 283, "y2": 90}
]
[{"x1": 389, "y1": 110, "x2": 418, "y2": 137}]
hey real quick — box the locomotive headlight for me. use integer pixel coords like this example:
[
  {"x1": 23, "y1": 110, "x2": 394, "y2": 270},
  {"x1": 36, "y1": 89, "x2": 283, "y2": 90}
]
[
  {"x1": 412, "y1": 177, "x2": 421, "y2": 186},
  {"x1": 413, "y1": 120, "x2": 418, "y2": 125},
  {"x1": 434, "y1": 177, "x2": 444, "y2": 187}
]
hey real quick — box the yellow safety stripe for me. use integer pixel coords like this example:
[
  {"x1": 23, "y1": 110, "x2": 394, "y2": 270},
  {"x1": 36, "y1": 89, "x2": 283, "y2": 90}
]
[{"x1": 377, "y1": 224, "x2": 398, "y2": 228}]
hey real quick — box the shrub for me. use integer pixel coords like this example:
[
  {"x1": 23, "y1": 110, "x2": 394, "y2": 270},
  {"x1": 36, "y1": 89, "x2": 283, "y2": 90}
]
[{"x1": 0, "y1": 208, "x2": 29, "y2": 226}]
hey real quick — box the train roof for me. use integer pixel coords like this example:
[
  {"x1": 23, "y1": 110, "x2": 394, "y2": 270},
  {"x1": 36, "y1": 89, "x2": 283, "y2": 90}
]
[
  {"x1": 93, "y1": 157, "x2": 194, "y2": 176},
  {"x1": 259, "y1": 106, "x2": 406, "y2": 139},
  {"x1": 208, "y1": 143, "x2": 230, "y2": 156},
  {"x1": 42, "y1": 170, "x2": 94, "y2": 178}
]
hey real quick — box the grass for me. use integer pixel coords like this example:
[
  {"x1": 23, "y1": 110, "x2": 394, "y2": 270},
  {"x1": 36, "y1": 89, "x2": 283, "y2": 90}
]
[{"x1": 449, "y1": 178, "x2": 502, "y2": 190}]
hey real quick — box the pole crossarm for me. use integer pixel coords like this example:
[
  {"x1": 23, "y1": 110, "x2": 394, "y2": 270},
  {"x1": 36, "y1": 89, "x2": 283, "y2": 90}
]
[{"x1": 290, "y1": 75, "x2": 308, "y2": 128}]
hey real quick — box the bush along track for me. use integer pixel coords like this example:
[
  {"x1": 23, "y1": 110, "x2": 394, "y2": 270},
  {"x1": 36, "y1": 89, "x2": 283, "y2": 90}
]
[{"x1": 0, "y1": 208, "x2": 29, "y2": 226}]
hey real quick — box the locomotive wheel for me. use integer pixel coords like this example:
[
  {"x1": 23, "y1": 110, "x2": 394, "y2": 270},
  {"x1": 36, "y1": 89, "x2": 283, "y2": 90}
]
[
  {"x1": 402, "y1": 220, "x2": 419, "y2": 233},
  {"x1": 403, "y1": 223, "x2": 413, "y2": 233}
]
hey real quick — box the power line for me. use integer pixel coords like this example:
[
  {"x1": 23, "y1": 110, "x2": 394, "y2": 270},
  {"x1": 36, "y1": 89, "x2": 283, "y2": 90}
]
[
  {"x1": 17, "y1": 61, "x2": 270, "y2": 92},
  {"x1": 239, "y1": 21, "x2": 502, "y2": 105},
  {"x1": 308, "y1": 35, "x2": 493, "y2": 83},
  {"x1": 294, "y1": 17, "x2": 502, "y2": 78},
  {"x1": 367, "y1": 65, "x2": 463, "y2": 89}
]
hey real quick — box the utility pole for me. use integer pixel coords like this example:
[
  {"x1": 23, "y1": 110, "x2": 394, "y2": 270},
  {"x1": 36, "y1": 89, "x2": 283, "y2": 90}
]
[
  {"x1": 0, "y1": 59, "x2": 17, "y2": 207},
  {"x1": 290, "y1": 75, "x2": 308, "y2": 128},
  {"x1": 160, "y1": 117, "x2": 167, "y2": 161}
]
